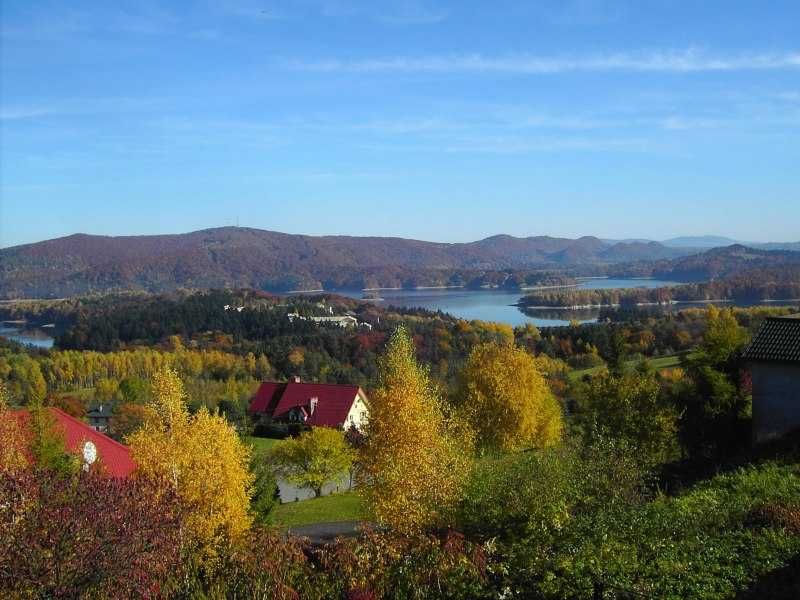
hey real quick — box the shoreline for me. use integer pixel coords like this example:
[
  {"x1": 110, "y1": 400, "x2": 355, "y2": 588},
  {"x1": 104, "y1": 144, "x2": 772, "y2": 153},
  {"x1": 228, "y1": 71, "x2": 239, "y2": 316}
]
[{"x1": 519, "y1": 297, "x2": 799, "y2": 310}]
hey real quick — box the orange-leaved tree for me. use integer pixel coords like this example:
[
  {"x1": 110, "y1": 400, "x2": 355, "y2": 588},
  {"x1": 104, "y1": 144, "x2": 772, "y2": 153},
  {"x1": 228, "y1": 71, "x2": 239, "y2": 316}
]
[
  {"x1": 460, "y1": 342, "x2": 563, "y2": 453},
  {"x1": 359, "y1": 327, "x2": 473, "y2": 534},
  {"x1": 127, "y1": 368, "x2": 253, "y2": 554}
]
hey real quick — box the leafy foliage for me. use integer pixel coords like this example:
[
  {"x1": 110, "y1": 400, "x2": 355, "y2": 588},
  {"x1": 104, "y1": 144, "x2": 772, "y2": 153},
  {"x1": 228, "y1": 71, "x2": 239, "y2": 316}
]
[
  {"x1": 0, "y1": 469, "x2": 184, "y2": 599},
  {"x1": 360, "y1": 326, "x2": 474, "y2": 534},
  {"x1": 0, "y1": 381, "x2": 28, "y2": 473},
  {"x1": 127, "y1": 368, "x2": 254, "y2": 554},
  {"x1": 459, "y1": 342, "x2": 563, "y2": 452},
  {"x1": 574, "y1": 370, "x2": 679, "y2": 467},
  {"x1": 269, "y1": 427, "x2": 356, "y2": 498},
  {"x1": 679, "y1": 306, "x2": 751, "y2": 458}
]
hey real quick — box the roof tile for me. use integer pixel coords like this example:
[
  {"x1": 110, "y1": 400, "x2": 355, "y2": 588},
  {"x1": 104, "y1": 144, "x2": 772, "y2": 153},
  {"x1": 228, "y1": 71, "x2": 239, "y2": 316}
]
[
  {"x1": 249, "y1": 381, "x2": 361, "y2": 428},
  {"x1": 742, "y1": 315, "x2": 800, "y2": 364}
]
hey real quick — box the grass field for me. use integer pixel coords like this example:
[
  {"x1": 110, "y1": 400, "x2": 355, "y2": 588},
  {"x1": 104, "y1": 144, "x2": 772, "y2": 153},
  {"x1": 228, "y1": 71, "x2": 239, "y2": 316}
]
[
  {"x1": 568, "y1": 353, "x2": 686, "y2": 382},
  {"x1": 245, "y1": 436, "x2": 281, "y2": 457},
  {"x1": 271, "y1": 492, "x2": 364, "y2": 528}
]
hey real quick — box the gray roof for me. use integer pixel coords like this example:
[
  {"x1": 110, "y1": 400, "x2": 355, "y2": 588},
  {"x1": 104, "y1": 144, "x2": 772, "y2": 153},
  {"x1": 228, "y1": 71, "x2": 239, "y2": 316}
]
[
  {"x1": 86, "y1": 404, "x2": 113, "y2": 418},
  {"x1": 742, "y1": 315, "x2": 800, "y2": 364}
]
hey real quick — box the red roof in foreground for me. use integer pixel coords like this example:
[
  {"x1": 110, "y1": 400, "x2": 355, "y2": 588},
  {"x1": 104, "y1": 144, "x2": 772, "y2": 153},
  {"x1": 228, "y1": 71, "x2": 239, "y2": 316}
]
[
  {"x1": 11, "y1": 407, "x2": 136, "y2": 478},
  {"x1": 249, "y1": 381, "x2": 362, "y2": 428}
]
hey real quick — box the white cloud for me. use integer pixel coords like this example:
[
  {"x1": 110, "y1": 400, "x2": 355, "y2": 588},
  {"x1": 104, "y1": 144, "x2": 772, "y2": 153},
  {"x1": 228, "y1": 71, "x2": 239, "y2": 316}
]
[
  {"x1": 288, "y1": 49, "x2": 800, "y2": 74},
  {"x1": 0, "y1": 107, "x2": 60, "y2": 121}
]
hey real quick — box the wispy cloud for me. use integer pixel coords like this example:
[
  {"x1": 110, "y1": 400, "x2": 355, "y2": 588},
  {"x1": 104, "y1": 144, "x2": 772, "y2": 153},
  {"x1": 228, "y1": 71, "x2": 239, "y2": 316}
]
[
  {"x1": 288, "y1": 49, "x2": 800, "y2": 74},
  {"x1": 0, "y1": 97, "x2": 172, "y2": 122},
  {"x1": 439, "y1": 135, "x2": 652, "y2": 154},
  {"x1": 0, "y1": 107, "x2": 61, "y2": 121},
  {"x1": 219, "y1": 0, "x2": 446, "y2": 25},
  {"x1": 544, "y1": 0, "x2": 625, "y2": 26}
]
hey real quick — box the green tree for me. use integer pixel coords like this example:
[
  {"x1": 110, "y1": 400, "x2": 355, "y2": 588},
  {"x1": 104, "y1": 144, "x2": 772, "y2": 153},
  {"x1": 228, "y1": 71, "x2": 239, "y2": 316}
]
[
  {"x1": 269, "y1": 427, "x2": 355, "y2": 498},
  {"x1": 699, "y1": 305, "x2": 748, "y2": 365},
  {"x1": 459, "y1": 342, "x2": 563, "y2": 453},
  {"x1": 28, "y1": 395, "x2": 77, "y2": 475},
  {"x1": 95, "y1": 378, "x2": 119, "y2": 402},
  {"x1": 576, "y1": 371, "x2": 679, "y2": 467},
  {"x1": 118, "y1": 376, "x2": 149, "y2": 404},
  {"x1": 250, "y1": 460, "x2": 280, "y2": 524},
  {"x1": 680, "y1": 306, "x2": 750, "y2": 458}
]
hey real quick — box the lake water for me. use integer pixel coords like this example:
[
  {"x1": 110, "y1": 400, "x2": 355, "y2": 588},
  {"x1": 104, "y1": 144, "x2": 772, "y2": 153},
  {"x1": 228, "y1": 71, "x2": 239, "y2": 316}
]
[
  {"x1": 0, "y1": 325, "x2": 55, "y2": 349},
  {"x1": 278, "y1": 473, "x2": 353, "y2": 503},
  {"x1": 337, "y1": 278, "x2": 682, "y2": 327}
]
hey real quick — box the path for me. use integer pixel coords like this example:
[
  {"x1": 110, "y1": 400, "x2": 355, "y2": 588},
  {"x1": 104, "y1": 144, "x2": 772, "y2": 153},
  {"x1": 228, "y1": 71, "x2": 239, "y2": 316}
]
[{"x1": 287, "y1": 520, "x2": 364, "y2": 544}]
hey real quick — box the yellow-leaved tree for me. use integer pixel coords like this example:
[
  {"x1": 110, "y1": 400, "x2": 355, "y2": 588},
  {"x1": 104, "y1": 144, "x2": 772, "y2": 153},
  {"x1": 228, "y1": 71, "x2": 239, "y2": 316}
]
[
  {"x1": 359, "y1": 327, "x2": 473, "y2": 534},
  {"x1": 0, "y1": 380, "x2": 28, "y2": 473},
  {"x1": 127, "y1": 368, "x2": 253, "y2": 554},
  {"x1": 460, "y1": 342, "x2": 563, "y2": 453}
]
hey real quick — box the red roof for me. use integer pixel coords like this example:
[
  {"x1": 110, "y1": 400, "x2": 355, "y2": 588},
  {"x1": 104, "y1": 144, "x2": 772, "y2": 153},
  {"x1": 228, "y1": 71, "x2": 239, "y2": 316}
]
[
  {"x1": 249, "y1": 382, "x2": 285, "y2": 415},
  {"x1": 249, "y1": 381, "x2": 362, "y2": 428},
  {"x1": 11, "y1": 407, "x2": 136, "y2": 478}
]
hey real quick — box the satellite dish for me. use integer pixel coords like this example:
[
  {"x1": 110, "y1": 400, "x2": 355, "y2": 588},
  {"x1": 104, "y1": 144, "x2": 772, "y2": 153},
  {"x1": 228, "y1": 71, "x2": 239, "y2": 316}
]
[{"x1": 82, "y1": 441, "x2": 97, "y2": 466}]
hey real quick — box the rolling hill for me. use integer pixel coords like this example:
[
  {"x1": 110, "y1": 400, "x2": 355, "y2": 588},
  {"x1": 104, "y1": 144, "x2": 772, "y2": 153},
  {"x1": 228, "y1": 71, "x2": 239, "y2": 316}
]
[{"x1": 0, "y1": 227, "x2": 698, "y2": 298}]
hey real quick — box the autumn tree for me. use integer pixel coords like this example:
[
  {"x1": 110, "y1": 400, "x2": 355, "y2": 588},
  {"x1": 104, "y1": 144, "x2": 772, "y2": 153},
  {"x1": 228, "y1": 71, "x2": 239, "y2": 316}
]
[
  {"x1": 269, "y1": 427, "x2": 355, "y2": 498},
  {"x1": 127, "y1": 368, "x2": 254, "y2": 554},
  {"x1": 0, "y1": 381, "x2": 28, "y2": 474},
  {"x1": 49, "y1": 394, "x2": 86, "y2": 418},
  {"x1": 109, "y1": 402, "x2": 147, "y2": 440},
  {"x1": 359, "y1": 327, "x2": 473, "y2": 534},
  {"x1": 459, "y1": 342, "x2": 563, "y2": 453}
]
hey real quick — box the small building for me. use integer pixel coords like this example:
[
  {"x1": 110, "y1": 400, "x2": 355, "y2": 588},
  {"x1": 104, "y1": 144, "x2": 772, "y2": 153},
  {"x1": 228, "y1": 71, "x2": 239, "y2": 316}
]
[
  {"x1": 11, "y1": 407, "x2": 136, "y2": 477},
  {"x1": 742, "y1": 314, "x2": 800, "y2": 443},
  {"x1": 287, "y1": 312, "x2": 372, "y2": 329},
  {"x1": 86, "y1": 403, "x2": 113, "y2": 433},
  {"x1": 249, "y1": 378, "x2": 369, "y2": 431}
]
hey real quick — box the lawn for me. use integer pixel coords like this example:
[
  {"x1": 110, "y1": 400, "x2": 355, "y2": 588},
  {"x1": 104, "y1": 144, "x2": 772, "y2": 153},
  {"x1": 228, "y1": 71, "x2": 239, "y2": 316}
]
[
  {"x1": 245, "y1": 436, "x2": 281, "y2": 457},
  {"x1": 568, "y1": 353, "x2": 686, "y2": 382},
  {"x1": 271, "y1": 492, "x2": 364, "y2": 528}
]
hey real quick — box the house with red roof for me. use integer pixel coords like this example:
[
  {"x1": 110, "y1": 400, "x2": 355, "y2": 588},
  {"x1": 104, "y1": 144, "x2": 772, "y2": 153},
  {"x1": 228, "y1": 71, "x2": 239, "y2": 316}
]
[
  {"x1": 249, "y1": 377, "x2": 369, "y2": 431},
  {"x1": 11, "y1": 407, "x2": 136, "y2": 478}
]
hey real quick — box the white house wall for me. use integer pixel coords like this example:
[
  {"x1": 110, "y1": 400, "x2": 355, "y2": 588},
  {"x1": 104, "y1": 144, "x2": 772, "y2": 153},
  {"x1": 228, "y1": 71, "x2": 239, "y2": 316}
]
[{"x1": 345, "y1": 392, "x2": 369, "y2": 430}]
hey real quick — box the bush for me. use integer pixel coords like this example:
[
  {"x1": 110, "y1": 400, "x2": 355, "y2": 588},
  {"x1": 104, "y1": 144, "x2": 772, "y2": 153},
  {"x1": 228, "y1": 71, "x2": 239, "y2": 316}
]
[
  {"x1": 317, "y1": 528, "x2": 490, "y2": 600},
  {"x1": 458, "y1": 438, "x2": 649, "y2": 542},
  {"x1": 488, "y1": 462, "x2": 800, "y2": 599},
  {"x1": 0, "y1": 469, "x2": 184, "y2": 599}
]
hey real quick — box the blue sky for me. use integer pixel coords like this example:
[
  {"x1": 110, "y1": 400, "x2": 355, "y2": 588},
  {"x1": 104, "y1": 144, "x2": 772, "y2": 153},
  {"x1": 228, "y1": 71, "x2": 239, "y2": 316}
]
[{"x1": 1, "y1": 0, "x2": 799, "y2": 247}]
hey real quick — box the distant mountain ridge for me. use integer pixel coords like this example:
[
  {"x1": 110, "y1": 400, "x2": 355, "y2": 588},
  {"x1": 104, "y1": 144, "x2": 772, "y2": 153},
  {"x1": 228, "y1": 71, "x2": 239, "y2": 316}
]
[
  {"x1": 0, "y1": 227, "x2": 690, "y2": 298},
  {"x1": 651, "y1": 244, "x2": 800, "y2": 281},
  {"x1": 607, "y1": 235, "x2": 800, "y2": 251},
  {"x1": 2, "y1": 227, "x2": 797, "y2": 299}
]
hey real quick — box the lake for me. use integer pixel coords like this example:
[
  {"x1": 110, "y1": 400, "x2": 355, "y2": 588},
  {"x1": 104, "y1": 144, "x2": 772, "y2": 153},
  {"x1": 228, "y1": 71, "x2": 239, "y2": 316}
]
[
  {"x1": 337, "y1": 278, "x2": 682, "y2": 327},
  {"x1": 0, "y1": 324, "x2": 55, "y2": 349}
]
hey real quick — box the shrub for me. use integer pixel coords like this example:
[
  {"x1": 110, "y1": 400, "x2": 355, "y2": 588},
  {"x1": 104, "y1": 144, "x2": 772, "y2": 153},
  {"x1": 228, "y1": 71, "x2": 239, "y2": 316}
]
[
  {"x1": 0, "y1": 469, "x2": 184, "y2": 599},
  {"x1": 488, "y1": 462, "x2": 800, "y2": 599},
  {"x1": 317, "y1": 528, "x2": 490, "y2": 600}
]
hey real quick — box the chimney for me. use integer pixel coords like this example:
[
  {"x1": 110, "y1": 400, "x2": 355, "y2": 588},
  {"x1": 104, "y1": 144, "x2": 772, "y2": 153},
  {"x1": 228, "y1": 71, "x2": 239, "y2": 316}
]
[
  {"x1": 293, "y1": 375, "x2": 301, "y2": 383},
  {"x1": 310, "y1": 397, "x2": 318, "y2": 415}
]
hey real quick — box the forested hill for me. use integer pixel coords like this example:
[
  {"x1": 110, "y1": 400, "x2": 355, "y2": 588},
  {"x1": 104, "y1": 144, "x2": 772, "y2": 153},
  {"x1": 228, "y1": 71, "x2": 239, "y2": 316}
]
[
  {"x1": 0, "y1": 227, "x2": 691, "y2": 298},
  {"x1": 651, "y1": 245, "x2": 800, "y2": 281}
]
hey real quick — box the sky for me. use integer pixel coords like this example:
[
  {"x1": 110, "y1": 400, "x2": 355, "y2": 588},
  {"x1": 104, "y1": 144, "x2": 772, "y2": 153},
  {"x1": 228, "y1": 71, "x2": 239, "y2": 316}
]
[{"x1": 1, "y1": 0, "x2": 799, "y2": 248}]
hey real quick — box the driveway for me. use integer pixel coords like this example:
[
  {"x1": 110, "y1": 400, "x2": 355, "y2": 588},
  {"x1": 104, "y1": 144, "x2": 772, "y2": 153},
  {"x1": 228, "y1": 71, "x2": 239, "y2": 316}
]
[{"x1": 287, "y1": 520, "x2": 364, "y2": 544}]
